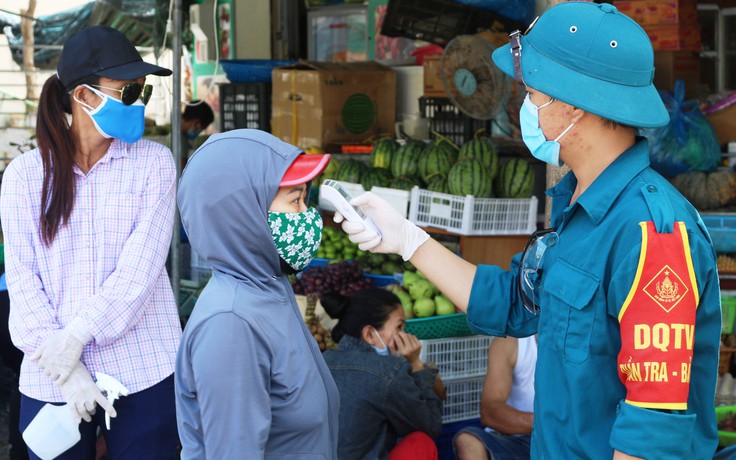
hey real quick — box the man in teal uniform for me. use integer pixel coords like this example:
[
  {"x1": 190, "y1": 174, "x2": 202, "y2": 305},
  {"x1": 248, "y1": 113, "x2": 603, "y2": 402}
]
[{"x1": 333, "y1": 2, "x2": 720, "y2": 459}]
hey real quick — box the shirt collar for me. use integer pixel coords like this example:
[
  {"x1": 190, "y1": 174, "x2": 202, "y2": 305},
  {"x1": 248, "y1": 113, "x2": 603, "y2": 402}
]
[
  {"x1": 547, "y1": 139, "x2": 650, "y2": 226},
  {"x1": 338, "y1": 334, "x2": 373, "y2": 351}
]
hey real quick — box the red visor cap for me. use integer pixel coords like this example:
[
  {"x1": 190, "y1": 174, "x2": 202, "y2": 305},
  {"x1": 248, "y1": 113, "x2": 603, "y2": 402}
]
[{"x1": 280, "y1": 153, "x2": 331, "y2": 187}]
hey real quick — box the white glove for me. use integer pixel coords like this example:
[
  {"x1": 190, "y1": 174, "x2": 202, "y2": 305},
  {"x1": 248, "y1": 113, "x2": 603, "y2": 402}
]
[
  {"x1": 31, "y1": 328, "x2": 86, "y2": 385},
  {"x1": 60, "y1": 363, "x2": 117, "y2": 424},
  {"x1": 334, "y1": 192, "x2": 429, "y2": 261}
]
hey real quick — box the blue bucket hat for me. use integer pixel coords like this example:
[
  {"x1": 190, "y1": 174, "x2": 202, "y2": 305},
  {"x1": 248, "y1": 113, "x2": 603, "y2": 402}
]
[{"x1": 492, "y1": 2, "x2": 669, "y2": 128}]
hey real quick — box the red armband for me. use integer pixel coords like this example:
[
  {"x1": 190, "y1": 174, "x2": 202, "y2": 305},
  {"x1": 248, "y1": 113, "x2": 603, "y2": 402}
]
[{"x1": 617, "y1": 222, "x2": 698, "y2": 410}]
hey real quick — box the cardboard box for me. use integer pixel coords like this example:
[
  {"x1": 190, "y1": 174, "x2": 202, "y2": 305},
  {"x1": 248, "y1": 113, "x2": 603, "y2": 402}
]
[
  {"x1": 423, "y1": 55, "x2": 445, "y2": 96},
  {"x1": 646, "y1": 24, "x2": 701, "y2": 51},
  {"x1": 707, "y1": 103, "x2": 736, "y2": 144},
  {"x1": 271, "y1": 61, "x2": 396, "y2": 148},
  {"x1": 653, "y1": 51, "x2": 700, "y2": 97},
  {"x1": 614, "y1": 0, "x2": 697, "y2": 26}
]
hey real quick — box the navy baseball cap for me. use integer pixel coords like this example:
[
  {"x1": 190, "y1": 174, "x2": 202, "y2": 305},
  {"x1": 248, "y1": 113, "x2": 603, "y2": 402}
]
[
  {"x1": 57, "y1": 25, "x2": 172, "y2": 90},
  {"x1": 492, "y1": 2, "x2": 669, "y2": 128}
]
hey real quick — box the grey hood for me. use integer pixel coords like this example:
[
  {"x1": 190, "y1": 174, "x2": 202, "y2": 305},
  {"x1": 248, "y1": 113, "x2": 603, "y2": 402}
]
[{"x1": 178, "y1": 129, "x2": 301, "y2": 287}]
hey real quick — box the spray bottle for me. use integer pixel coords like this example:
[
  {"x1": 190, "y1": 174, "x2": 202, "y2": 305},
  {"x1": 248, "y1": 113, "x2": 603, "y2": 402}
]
[{"x1": 22, "y1": 372, "x2": 129, "y2": 460}]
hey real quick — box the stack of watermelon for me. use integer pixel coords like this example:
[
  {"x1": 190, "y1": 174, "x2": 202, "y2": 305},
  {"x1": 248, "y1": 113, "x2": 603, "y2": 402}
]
[{"x1": 328, "y1": 134, "x2": 535, "y2": 200}]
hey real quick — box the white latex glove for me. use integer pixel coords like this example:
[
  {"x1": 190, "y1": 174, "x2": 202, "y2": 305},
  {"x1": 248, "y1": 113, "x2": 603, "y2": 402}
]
[
  {"x1": 334, "y1": 191, "x2": 429, "y2": 261},
  {"x1": 60, "y1": 363, "x2": 117, "y2": 424},
  {"x1": 31, "y1": 328, "x2": 85, "y2": 385}
]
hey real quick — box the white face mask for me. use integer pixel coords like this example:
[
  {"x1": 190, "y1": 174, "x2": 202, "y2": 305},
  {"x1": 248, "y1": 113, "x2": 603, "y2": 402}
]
[{"x1": 371, "y1": 327, "x2": 390, "y2": 356}]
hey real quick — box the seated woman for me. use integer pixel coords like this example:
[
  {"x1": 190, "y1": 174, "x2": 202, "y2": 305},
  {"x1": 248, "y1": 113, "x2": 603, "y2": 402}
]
[{"x1": 321, "y1": 287, "x2": 445, "y2": 460}]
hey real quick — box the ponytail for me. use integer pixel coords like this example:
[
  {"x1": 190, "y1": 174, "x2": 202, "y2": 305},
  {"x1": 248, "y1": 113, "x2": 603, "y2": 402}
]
[
  {"x1": 36, "y1": 74, "x2": 84, "y2": 245},
  {"x1": 320, "y1": 288, "x2": 401, "y2": 343}
]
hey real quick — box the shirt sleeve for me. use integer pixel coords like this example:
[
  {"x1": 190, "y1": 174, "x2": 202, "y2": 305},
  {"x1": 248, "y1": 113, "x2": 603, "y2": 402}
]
[
  {"x1": 382, "y1": 364, "x2": 443, "y2": 439},
  {"x1": 0, "y1": 158, "x2": 58, "y2": 353},
  {"x1": 187, "y1": 313, "x2": 272, "y2": 458},
  {"x1": 609, "y1": 225, "x2": 720, "y2": 458},
  {"x1": 466, "y1": 253, "x2": 539, "y2": 338},
  {"x1": 70, "y1": 147, "x2": 176, "y2": 346}
]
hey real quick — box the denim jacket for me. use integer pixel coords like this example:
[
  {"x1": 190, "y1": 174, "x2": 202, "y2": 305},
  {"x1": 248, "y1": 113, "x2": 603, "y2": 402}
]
[{"x1": 322, "y1": 335, "x2": 443, "y2": 460}]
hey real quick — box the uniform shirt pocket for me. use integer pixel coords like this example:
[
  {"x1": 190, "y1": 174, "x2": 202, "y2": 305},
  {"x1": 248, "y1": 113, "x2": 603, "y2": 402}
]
[{"x1": 545, "y1": 258, "x2": 600, "y2": 363}]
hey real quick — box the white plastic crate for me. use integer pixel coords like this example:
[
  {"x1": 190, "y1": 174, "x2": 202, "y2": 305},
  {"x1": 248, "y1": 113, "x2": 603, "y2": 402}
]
[
  {"x1": 409, "y1": 187, "x2": 538, "y2": 236},
  {"x1": 371, "y1": 186, "x2": 411, "y2": 218},
  {"x1": 442, "y1": 376, "x2": 485, "y2": 423},
  {"x1": 318, "y1": 181, "x2": 365, "y2": 213},
  {"x1": 420, "y1": 335, "x2": 492, "y2": 380}
]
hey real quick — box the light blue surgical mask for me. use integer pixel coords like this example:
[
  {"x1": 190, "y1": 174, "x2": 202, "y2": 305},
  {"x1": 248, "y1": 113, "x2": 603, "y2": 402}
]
[
  {"x1": 371, "y1": 327, "x2": 390, "y2": 356},
  {"x1": 74, "y1": 85, "x2": 145, "y2": 144},
  {"x1": 520, "y1": 93, "x2": 574, "y2": 167},
  {"x1": 186, "y1": 129, "x2": 201, "y2": 140}
]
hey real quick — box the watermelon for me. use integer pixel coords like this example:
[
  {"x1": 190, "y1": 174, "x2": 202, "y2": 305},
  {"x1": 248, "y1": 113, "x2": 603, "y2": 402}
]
[
  {"x1": 448, "y1": 159, "x2": 493, "y2": 198},
  {"x1": 458, "y1": 138, "x2": 499, "y2": 179},
  {"x1": 336, "y1": 159, "x2": 367, "y2": 183},
  {"x1": 361, "y1": 168, "x2": 392, "y2": 191},
  {"x1": 418, "y1": 142, "x2": 454, "y2": 184},
  {"x1": 391, "y1": 140, "x2": 424, "y2": 179},
  {"x1": 389, "y1": 176, "x2": 419, "y2": 191},
  {"x1": 427, "y1": 175, "x2": 450, "y2": 194},
  {"x1": 437, "y1": 138, "x2": 460, "y2": 162},
  {"x1": 370, "y1": 138, "x2": 399, "y2": 170},
  {"x1": 496, "y1": 159, "x2": 535, "y2": 198}
]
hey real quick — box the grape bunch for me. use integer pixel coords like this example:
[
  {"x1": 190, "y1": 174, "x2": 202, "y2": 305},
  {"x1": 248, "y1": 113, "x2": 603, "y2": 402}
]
[{"x1": 292, "y1": 261, "x2": 374, "y2": 297}]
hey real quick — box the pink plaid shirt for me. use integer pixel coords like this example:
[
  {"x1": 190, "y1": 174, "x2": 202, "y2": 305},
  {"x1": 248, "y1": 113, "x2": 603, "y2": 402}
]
[{"x1": 0, "y1": 139, "x2": 181, "y2": 401}]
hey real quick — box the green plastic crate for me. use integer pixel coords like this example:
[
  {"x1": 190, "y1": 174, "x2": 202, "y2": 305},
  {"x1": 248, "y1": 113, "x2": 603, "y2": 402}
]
[
  {"x1": 405, "y1": 312, "x2": 473, "y2": 339},
  {"x1": 717, "y1": 405, "x2": 736, "y2": 447}
]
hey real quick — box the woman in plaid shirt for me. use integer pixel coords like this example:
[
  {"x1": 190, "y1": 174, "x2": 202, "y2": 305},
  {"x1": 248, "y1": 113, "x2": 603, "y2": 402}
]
[{"x1": 0, "y1": 26, "x2": 181, "y2": 459}]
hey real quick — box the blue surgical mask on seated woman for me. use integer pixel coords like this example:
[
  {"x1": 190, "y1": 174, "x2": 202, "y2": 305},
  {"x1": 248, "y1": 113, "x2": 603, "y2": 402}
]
[
  {"x1": 268, "y1": 206, "x2": 323, "y2": 272},
  {"x1": 520, "y1": 93, "x2": 574, "y2": 167},
  {"x1": 371, "y1": 327, "x2": 390, "y2": 356},
  {"x1": 74, "y1": 84, "x2": 145, "y2": 143}
]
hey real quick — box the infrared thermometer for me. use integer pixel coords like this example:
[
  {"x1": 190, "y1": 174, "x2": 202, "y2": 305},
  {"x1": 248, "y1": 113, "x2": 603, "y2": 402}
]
[{"x1": 321, "y1": 180, "x2": 381, "y2": 239}]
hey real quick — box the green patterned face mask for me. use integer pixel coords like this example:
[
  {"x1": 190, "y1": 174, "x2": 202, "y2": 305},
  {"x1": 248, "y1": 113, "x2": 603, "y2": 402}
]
[{"x1": 268, "y1": 207, "x2": 323, "y2": 272}]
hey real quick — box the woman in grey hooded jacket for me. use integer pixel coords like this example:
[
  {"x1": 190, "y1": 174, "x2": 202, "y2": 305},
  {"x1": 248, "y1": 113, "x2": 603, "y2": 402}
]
[{"x1": 175, "y1": 129, "x2": 339, "y2": 459}]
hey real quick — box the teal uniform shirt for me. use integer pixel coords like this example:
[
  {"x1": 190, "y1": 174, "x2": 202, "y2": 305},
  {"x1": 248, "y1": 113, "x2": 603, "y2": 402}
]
[{"x1": 467, "y1": 140, "x2": 720, "y2": 459}]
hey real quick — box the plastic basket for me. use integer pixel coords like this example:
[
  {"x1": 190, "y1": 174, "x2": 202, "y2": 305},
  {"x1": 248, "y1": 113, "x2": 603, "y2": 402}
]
[
  {"x1": 318, "y1": 181, "x2": 366, "y2": 213},
  {"x1": 380, "y1": 0, "x2": 519, "y2": 46},
  {"x1": 420, "y1": 97, "x2": 493, "y2": 146},
  {"x1": 702, "y1": 213, "x2": 736, "y2": 254},
  {"x1": 723, "y1": 291, "x2": 736, "y2": 335},
  {"x1": 434, "y1": 418, "x2": 482, "y2": 460},
  {"x1": 219, "y1": 82, "x2": 272, "y2": 132},
  {"x1": 420, "y1": 335, "x2": 492, "y2": 380},
  {"x1": 717, "y1": 405, "x2": 736, "y2": 447},
  {"x1": 220, "y1": 59, "x2": 296, "y2": 83},
  {"x1": 442, "y1": 376, "x2": 485, "y2": 423},
  {"x1": 405, "y1": 312, "x2": 473, "y2": 340},
  {"x1": 409, "y1": 187, "x2": 537, "y2": 236},
  {"x1": 371, "y1": 186, "x2": 411, "y2": 218}
]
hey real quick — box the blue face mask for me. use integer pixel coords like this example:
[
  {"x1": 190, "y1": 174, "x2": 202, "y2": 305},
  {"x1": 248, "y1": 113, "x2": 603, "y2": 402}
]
[
  {"x1": 520, "y1": 93, "x2": 574, "y2": 167},
  {"x1": 185, "y1": 129, "x2": 202, "y2": 140},
  {"x1": 371, "y1": 327, "x2": 390, "y2": 356},
  {"x1": 75, "y1": 85, "x2": 145, "y2": 144}
]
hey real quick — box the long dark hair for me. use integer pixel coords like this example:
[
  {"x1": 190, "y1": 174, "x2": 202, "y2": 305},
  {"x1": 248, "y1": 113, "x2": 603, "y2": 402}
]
[
  {"x1": 36, "y1": 74, "x2": 96, "y2": 245},
  {"x1": 321, "y1": 288, "x2": 401, "y2": 343}
]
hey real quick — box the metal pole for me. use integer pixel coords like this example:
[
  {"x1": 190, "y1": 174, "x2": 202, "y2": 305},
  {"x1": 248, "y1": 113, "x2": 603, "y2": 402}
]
[{"x1": 170, "y1": 0, "x2": 183, "y2": 306}]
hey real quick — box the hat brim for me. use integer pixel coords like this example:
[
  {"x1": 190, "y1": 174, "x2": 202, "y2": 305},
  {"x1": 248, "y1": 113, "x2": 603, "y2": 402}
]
[
  {"x1": 280, "y1": 154, "x2": 331, "y2": 187},
  {"x1": 492, "y1": 40, "x2": 669, "y2": 128},
  {"x1": 96, "y1": 60, "x2": 173, "y2": 80}
]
